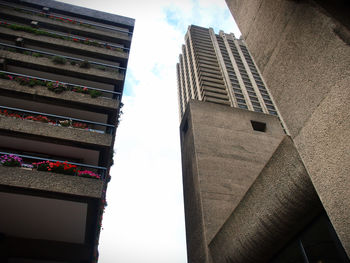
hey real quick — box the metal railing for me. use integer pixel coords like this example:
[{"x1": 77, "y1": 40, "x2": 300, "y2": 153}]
[
  {"x1": 0, "y1": 18, "x2": 130, "y2": 53},
  {"x1": 0, "y1": 69, "x2": 122, "y2": 99},
  {"x1": 0, "y1": 105, "x2": 115, "y2": 134},
  {"x1": 0, "y1": 150, "x2": 107, "y2": 180},
  {"x1": 0, "y1": 1, "x2": 132, "y2": 37},
  {"x1": 0, "y1": 42, "x2": 126, "y2": 74}
]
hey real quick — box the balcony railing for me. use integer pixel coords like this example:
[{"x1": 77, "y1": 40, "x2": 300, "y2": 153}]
[
  {"x1": 0, "y1": 105, "x2": 115, "y2": 134},
  {"x1": 0, "y1": 150, "x2": 107, "y2": 180},
  {"x1": 0, "y1": 19, "x2": 130, "y2": 53},
  {"x1": 0, "y1": 42, "x2": 126, "y2": 74},
  {"x1": 0, "y1": 1, "x2": 133, "y2": 37},
  {"x1": 0, "y1": 70, "x2": 122, "y2": 100}
]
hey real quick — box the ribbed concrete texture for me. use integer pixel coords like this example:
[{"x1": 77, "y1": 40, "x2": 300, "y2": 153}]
[
  {"x1": 180, "y1": 100, "x2": 284, "y2": 262},
  {"x1": 225, "y1": 0, "x2": 350, "y2": 255},
  {"x1": 209, "y1": 136, "x2": 322, "y2": 263}
]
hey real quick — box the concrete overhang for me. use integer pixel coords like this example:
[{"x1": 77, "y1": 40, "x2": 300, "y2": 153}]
[
  {"x1": 0, "y1": 7, "x2": 132, "y2": 45},
  {"x1": 0, "y1": 26, "x2": 129, "y2": 62},
  {"x1": 0, "y1": 78, "x2": 119, "y2": 110},
  {"x1": 0, "y1": 115, "x2": 113, "y2": 147},
  {"x1": 0, "y1": 50, "x2": 124, "y2": 84},
  {"x1": 0, "y1": 165, "x2": 103, "y2": 198},
  {"x1": 209, "y1": 136, "x2": 323, "y2": 262},
  {"x1": 19, "y1": 0, "x2": 135, "y2": 29}
]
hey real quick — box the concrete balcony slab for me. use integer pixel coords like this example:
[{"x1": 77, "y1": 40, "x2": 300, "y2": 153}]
[
  {"x1": 0, "y1": 50, "x2": 124, "y2": 83},
  {"x1": 0, "y1": 78, "x2": 119, "y2": 110},
  {"x1": 0, "y1": 165, "x2": 103, "y2": 198},
  {"x1": 0, "y1": 115, "x2": 113, "y2": 147}
]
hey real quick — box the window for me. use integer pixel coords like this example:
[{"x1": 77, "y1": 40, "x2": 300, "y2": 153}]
[{"x1": 251, "y1": 120, "x2": 266, "y2": 132}]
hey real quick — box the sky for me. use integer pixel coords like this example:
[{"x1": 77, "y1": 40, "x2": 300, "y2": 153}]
[{"x1": 59, "y1": 0, "x2": 240, "y2": 262}]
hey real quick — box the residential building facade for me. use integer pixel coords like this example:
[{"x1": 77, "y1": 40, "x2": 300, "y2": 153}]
[{"x1": 0, "y1": 0, "x2": 134, "y2": 262}]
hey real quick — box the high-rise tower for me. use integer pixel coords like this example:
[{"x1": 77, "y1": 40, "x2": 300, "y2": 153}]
[
  {"x1": 177, "y1": 25, "x2": 278, "y2": 119},
  {"x1": 176, "y1": 25, "x2": 286, "y2": 263},
  {"x1": 0, "y1": 0, "x2": 134, "y2": 262}
]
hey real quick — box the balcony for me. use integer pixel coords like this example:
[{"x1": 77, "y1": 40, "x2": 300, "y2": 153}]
[
  {"x1": 0, "y1": 105, "x2": 114, "y2": 147},
  {"x1": 0, "y1": 70, "x2": 121, "y2": 110},
  {"x1": 0, "y1": 2, "x2": 132, "y2": 46},
  {"x1": 0, "y1": 43, "x2": 124, "y2": 84},
  {"x1": 0, "y1": 24, "x2": 129, "y2": 65},
  {"x1": 0, "y1": 151, "x2": 105, "y2": 261}
]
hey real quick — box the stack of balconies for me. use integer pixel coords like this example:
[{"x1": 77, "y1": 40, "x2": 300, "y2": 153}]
[{"x1": 0, "y1": 0, "x2": 134, "y2": 262}]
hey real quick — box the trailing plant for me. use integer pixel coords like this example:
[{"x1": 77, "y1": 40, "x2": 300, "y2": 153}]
[
  {"x1": 79, "y1": 60, "x2": 91, "y2": 69},
  {"x1": 51, "y1": 56, "x2": 67, "y2": 65},
  {"x1": 30, "y1": 160, "x2": 101, "y2": 179},
  {"x1": 0, "y1": 154, "x2": 23, "y2": 167},
  {"x1": 89, "y1": 89, "x2": 102, "y2": 98},
  {"x1": 35, "y1": 160, "x2": 77, "y2": 175},
  {"x1": 0, "y1": 21, "x2": 123, "y2": 53},
  {"x1": 32, "y1": 52, "x2": 43, "y2": 58},
  {"x1": 78, "y1": 170, "x2": 101, "y2": 179},
  {"x1": 0, "y1": 72, "x2": 103, "y2": 98},
  {"x1": 47, "y1": 81, "x2": 67, "y2": 93},
  {"x1": 0, "y1": 109, "x2": 89, "y2": 130}
]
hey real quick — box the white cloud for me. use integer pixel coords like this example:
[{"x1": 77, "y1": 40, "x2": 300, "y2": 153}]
[{"x1": 57, "y1": 0, "x2": 240, "y2": 262}]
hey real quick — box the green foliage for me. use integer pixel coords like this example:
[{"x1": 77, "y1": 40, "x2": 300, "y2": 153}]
[
  {"x1": 79, "y1": 60, "x2": 90, "y2": 69},
  {"x1": 51, "y1": 56, "x2": 66, "y2": 65},
  {"x1": 97, "y1": 65, "x2": 106, "y2": 71},
  {"x1": 32, "y1": 52, "x2": 43, "y2": 58},
  {"x1": 89, "y1": 89, "x2": 102, "y2": 98}
]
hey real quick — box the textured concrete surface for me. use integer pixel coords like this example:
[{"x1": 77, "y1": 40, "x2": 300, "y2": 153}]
[
  {"x1": 294, "y1": 75, "x2": 350, "y2": 254},
  {"x1": 209, "y1": 136, "x2": 322, "y2": 263},
  {"x1": 0, "y1": 50, "x2": 123, "y2": 82},
  {"x1": 226, "y1": 0, "x2": 350, "y2": 256},
  {"x1": 0, "y1": 165, "x2": 103, "y2": 198},
  {"x1": 22, "y1": 0, "x2": 135, "y2": 27},
  {"x1": 0, "y1": 78, "x2": 118, "y2": 110},
  {"x1": 181, "y1": 105, "x2": 209, "y2": 263},
  {"x1": 0, "y1": 115, "x2": 112, "y2": 147},
  {"x1": 180, "y1": 100, "x2": 285, "y2": 262},
  {"x1": 1, "y1": 4, "x2": 133, "y2": 40},
  {"x1": 0, "y1": 27, "x2": 129, "y2": 60}
]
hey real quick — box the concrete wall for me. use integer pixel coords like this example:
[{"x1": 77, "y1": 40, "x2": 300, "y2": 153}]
[
  {"x1": 180, "y1": 100, "x2": 285, "y2": 262},
  {"x1": 209, "y1": 136, "x2": 322, "y2": 262},
  {"x1": 225, "y1": 0, "x2": 350, "y2": 255}
]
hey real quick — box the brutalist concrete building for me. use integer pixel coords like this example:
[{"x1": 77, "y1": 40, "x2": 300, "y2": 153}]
[
  {"x1": 0, "y1": 0, "x2": 134, "y2": 262},
  {"x1": 177, "y1": 22, "x2": 350, "y2": 262}
]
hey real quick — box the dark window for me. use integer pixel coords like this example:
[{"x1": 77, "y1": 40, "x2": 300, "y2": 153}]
[{"x1": 251, "y1": 121, "x2": 266, "y2": 132}]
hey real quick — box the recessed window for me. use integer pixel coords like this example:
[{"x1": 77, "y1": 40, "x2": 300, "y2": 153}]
[{"x1": 251, "y1": 120, "x2": 266, "y2": 132}]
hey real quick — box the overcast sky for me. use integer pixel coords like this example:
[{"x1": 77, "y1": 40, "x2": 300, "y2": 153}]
[{"x1": 59, "y1": 0, "x2": 240, "y2": 262}]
